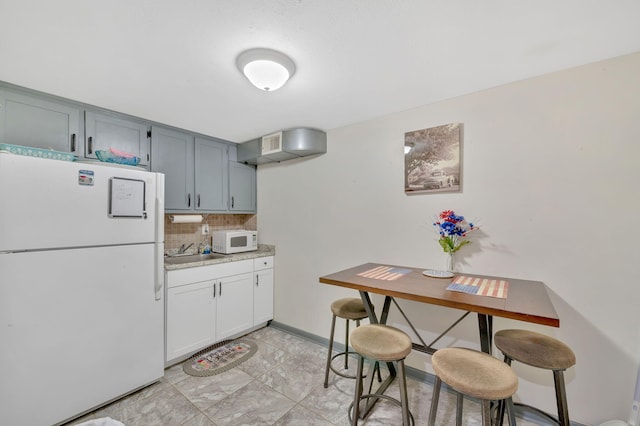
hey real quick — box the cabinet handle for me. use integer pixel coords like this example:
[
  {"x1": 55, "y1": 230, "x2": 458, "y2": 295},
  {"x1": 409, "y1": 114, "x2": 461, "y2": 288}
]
[
  {"x1": 219, "y1": 281, "x2": 222, "y2": 297},
  {"x1": 88, "y1": 136, "x2": 93, "y2": 154},
  {"x1": 187, "y1": 193, "x2": 191, "y2": 207},
  {"x1": 213, "y1": 283, "x2": 216, "y2": 299},
  {"x1": 231, "y1": 196, "x2": 235, "y2": 209},
  {"x1": 70, "y1": 133, "x2": 76, "y2": 152},
  {"x1": 256, "y1": 274, "x2": 259, "y2": 287},
  {"x1": 197, "y1": 194, "x2": 201, "y2": 208}
]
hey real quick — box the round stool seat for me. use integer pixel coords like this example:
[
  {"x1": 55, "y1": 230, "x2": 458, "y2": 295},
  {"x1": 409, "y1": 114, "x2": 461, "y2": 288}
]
[
  {"x1": 495, "y1": 329, "x2": 576, "y2": 371},
  {"x1": 351, "y1": 324, "x2": 412, "y2": 361},
  {"x1": 331, "y1": 298, "x2": 368, "y2": 320},
  {"x1": 432, "y1": 348, "x2": 518, "y2": 401}
]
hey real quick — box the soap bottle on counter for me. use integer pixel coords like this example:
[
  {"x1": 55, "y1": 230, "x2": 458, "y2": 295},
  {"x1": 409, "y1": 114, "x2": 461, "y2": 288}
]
[{"x1": 199, "y1": 236, "x2": 212, "y2": 254}]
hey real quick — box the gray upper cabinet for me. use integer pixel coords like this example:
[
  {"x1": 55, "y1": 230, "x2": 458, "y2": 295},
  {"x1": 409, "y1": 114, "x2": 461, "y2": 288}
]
[
  {"x1": 151, "y1": 126, "x2": 194, "y2": 211},
  {"x1": 195, "y1": 137, "x2": 228, "y2": 211},
  {"x1": 229, "y1": 162, "x2": 257, "y2": 213},
  {"x1": 0, "y1": 89, "x2": 81, "y2": 154},
  {"x1": 85, "y1": 111, "x2": 150, "y2": 166},
  {"x1": 151, "y1": 129, "x2": 233, "y2": 213},
  {"x1": 1, "y1": 83, "x2": 256, "y2": 215}
]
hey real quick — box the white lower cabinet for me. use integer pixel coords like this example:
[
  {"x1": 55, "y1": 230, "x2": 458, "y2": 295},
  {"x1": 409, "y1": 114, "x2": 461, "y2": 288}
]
[
  {"x1": 253, "y1": 256, "x2": 274, "y2": 326},
  {"x1": 166, "y1": 280, "x2": 215, "y2": 361},
  {"x1": 215, "y1": 272, "x2": 254, "y2": 340},
  {"x1": 165, "y1": 257, "x2": 274, "y2": 364}
]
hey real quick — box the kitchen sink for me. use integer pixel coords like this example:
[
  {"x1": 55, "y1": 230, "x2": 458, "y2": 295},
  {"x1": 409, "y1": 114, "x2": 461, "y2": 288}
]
[{"x1": 164, "y1": 253, "x2": 227, "y2": 265}]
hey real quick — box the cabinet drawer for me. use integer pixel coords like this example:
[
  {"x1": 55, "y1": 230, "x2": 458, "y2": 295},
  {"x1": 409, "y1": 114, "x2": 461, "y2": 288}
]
[
  {"x1": 166, "y1": 259, "x2": 253, "y2": 288},
  {"x1": 254, "y1": 256, "x2": 274, "y2": 271}
]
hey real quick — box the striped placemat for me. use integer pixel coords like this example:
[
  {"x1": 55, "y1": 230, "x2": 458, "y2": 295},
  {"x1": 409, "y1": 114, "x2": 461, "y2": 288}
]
[
  {"x1": 446, "y1": 275, "x2": 509, "y2": 299},
  {"x1": 357, "y1": 265, "x2": 411, "y2": 281}
]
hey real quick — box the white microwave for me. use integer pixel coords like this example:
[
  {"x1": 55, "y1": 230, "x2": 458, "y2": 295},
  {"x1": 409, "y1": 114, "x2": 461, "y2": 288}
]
[{"x1": 212, "y1": 230, "x2": 258, "y2": 254}]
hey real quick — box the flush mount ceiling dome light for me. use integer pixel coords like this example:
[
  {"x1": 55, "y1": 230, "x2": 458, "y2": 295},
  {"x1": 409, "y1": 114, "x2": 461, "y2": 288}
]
[{"x1": 236, "y1": 48, "x2": 296, "y2": 91}]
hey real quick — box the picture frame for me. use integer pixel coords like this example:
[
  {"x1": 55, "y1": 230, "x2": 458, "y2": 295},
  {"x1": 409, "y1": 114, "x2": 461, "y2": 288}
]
[{"x1": 404, "y1": 123, "x2": 462, "y2": 194}]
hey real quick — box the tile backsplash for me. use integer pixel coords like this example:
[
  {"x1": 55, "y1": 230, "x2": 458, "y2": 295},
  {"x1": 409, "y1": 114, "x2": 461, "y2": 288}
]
[{"x1": 164, "y1": 214, "x2": 256, "y2": 253}]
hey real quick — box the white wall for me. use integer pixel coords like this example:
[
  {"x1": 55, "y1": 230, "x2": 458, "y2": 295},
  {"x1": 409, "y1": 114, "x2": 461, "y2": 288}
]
[{"x1": 257, "y1": 52, "x2": 640, "y2": 425}]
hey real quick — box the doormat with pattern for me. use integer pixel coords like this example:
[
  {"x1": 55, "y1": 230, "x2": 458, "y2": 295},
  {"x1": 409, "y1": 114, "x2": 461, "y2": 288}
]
[{"x1": 183, "y1": 339, "x2": 257, "y2": 377}]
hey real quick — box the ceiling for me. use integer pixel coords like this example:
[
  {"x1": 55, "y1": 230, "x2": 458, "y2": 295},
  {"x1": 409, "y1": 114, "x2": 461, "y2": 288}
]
[{"x1": 1, "y1": 1, "x2": 639, "y2": 143}]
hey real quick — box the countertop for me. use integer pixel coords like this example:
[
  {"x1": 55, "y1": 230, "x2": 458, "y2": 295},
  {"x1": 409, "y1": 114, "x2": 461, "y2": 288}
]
[{"x1": 164, "y1": 244, "x2": 275, "y2": 271}]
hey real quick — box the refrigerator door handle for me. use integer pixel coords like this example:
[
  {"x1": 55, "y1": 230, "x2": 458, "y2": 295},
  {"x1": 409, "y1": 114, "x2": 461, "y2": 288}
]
[
  {"x1": 154, "y1": 173, "x2": 165, "y2": 301},
  {"x1": 154, "y1": 243, "x2": 164, "y2": 301}
]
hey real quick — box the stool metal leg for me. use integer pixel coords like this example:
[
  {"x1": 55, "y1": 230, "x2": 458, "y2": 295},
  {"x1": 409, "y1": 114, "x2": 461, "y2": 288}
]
[
  {"x1": 365, "y1": 361, "x2": 377, "y2": 395},
  {"x1": 481, "y1": 400, "x2": 491, "y2": 426},
  {"x1": 323, "y1": 314, "x2": 337, "y2": 388},
  {"x1": 397, "y1": 360, "x2": 410, "y2": 426},
  {"x1": 554, "y1": 370, "x2": 570, "y2": 426},
  {"x1": 456, "y1": 393, "x2": 463, "y2": 426},
  {"x1": 496, "y1": 355, "x2": 513, "y2": 426},
  {"x1": 505, "y1": 397, "x2": 517, "y2": 426},
  {"x1": 344, "y1": 318, "x2": 350, "y2": 370},
  {"x1": 351, "y1": 355, "x2": 365, "y2": 426},
  {"x1": 428, "y1": 376, "x2": 442, "y2": 426}
]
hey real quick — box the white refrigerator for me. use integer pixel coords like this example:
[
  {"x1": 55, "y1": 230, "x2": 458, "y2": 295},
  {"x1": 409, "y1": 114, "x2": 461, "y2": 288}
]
[{"x1": 0, "y1": 152, "x2": 165, "y2": 426}]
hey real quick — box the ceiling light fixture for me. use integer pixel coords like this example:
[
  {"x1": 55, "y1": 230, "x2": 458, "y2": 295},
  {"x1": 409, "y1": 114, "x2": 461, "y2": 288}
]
[{"x1": 236, "y1": 48, "x2": 296, "y2": 92}]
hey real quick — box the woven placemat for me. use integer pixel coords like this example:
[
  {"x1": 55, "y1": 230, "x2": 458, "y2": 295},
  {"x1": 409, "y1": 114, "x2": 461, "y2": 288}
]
[{"x1": 183, "y1": 339, "x2": 257, "y2": 377}]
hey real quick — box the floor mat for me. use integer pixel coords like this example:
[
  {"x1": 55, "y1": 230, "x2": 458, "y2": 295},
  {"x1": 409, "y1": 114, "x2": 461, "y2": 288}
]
[{"x1": 183, "y1": 339, "x2": 257, "y2": 377}]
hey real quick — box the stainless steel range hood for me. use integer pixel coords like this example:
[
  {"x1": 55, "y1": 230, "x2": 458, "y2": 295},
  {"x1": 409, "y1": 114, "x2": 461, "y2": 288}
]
[{"x1": 237, "y1": 128, "x2": 327, "y2": 165}]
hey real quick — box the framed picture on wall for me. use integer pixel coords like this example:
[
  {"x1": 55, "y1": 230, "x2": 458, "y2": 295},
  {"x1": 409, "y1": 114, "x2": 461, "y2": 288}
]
[{"x1": 404, "y1": 123, "x2": 462, "y2": 194}]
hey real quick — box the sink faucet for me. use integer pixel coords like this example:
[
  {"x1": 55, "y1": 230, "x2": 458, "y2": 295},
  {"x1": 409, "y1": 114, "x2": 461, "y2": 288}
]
[{"x1": 178, "y1": 242, "x2": 194, "y2": 254}]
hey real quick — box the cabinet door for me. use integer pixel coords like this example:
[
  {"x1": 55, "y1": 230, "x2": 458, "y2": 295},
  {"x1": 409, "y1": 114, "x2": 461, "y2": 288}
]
[
  {"x1": 194, "y1": 137, "x2": 228, "y2": 211},
  {"x1": 85, "y1": 111, "x2": 150, "y2": 165},
  {"x1": 229, "y1": 162, "x2": 257, "y2": 213},
  {"x1": 254, "y1": 268, "x2": 274, "y2": 325},
  {"x1": 216, "y1": 273, "x2": 254, "y2": 341},
  {"x1": 0, "y1": 89, "x2": 81, "y2": 154},
  {"x1": 166, "y1": 281, "x2": 216, "y2": 361},
  {"x1": 150, "y1": 126, "x2": 194, "y2": 210}
]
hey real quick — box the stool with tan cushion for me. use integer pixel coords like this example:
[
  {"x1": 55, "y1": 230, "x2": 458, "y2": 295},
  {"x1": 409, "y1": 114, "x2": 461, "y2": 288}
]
[
  {"x1": 494, "y1": 329, "x2": 576, "y2": 426},
  {"x1": 323, "y1": 298, "x2": 370, "y2": 387},
  {"x1": 350, "y1": 324, "x2": 414, "y2": 426},
  {"x1": 428, "y1": 347, "x2": 518, "y2": 426}
]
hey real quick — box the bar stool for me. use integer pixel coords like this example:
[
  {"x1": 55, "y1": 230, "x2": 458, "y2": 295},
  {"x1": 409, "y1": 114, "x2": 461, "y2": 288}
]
[
  {"x1": 495, "y1": 329, "x2": 576, "y2": 426},
  {"x1": 323, "y1": 298, "x2": 369, "y2": 387},
  {"x1": 428, "y1": 347, "x2": 518, "y2": 426},
  {"x1": 349, "y1": 324, "x2": 414, "y2": 426}
]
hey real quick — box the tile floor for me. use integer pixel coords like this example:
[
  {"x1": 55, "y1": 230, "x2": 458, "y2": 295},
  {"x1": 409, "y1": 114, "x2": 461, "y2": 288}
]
[{"x1": 65, "y1": 325, "x2": 543, "y2": 426}]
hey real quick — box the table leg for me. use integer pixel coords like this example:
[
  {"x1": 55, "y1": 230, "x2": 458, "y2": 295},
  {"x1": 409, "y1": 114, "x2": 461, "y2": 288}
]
[
  {"x1": 380, "y1": 296, "x2": 392, "y2": 324},
  {"x1": 478, "y1": 313, "x2": 497, "y2": 419},
  {"x1": 360, "y1": 291, "x2": 378, "y2": 324},
  {"x1": 477, "y1": 313, "x2": 493, "y2": 355}
]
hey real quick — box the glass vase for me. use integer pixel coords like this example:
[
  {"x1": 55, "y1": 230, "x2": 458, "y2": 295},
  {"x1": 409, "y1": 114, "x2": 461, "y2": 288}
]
[{"x1": 445, "y1": 251, "x2": 454, "y2": 273}]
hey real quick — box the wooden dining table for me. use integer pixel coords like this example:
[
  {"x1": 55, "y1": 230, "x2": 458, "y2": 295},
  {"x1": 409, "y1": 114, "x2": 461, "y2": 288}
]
[{"x1": 319, "y1": 262, "x2": 559, "y2": 417}]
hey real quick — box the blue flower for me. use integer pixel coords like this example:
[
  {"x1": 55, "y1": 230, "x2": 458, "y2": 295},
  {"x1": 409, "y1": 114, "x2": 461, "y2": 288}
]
[{"x1": 434, "y1": 210, "x2": 478, "y2": 253}]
